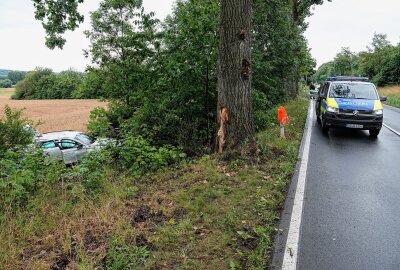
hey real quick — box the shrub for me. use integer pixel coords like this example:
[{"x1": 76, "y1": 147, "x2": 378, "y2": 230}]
[
  {"x1": 114, "y1": 135, "x2": 185, "y2": 176},
  {"x1": 65, "y1": 150, "x2": 112, "y2": 195},
  {"x1": 0, "y1": 105, "x2": 35, "y2": 154},
  {"x1": 0, "y1": 148, "x2": 63, "y2": 213}
]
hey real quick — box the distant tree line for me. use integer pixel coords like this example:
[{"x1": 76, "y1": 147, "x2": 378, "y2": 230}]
[
  {"x1": 12, "y1": 68, "x2": 83, "y2": 99},
  {"x1": 315, "y1": 33, "x2": 400, "y2": 86},
  {"x1": 0, "y1": 70, "x2": 27, "y2": 88}
]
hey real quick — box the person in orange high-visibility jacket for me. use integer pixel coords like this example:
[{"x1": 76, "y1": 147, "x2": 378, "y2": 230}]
[{"x1": 278, "y1": 106, "x2": 289, "y2": 138}]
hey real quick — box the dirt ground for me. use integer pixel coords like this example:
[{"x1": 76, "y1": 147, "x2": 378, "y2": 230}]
[{"x1": 0, "y1": 90, "x2": 107, "y2": 133}]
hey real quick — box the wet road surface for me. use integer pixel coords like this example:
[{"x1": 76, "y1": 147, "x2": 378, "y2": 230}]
[{"x1": 298, "y1": 102, "x2": 400, "y2": 269}]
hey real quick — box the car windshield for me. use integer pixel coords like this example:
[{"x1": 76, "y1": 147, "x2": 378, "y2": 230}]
[
  {"x1": 329, "y1": 83, "x2": 378, "y2": 99},
  {"x1": 75, "y1": 133, "x2": 95, "y2": 145}
]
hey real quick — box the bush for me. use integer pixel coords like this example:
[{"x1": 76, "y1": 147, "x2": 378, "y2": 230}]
[
  {"x1": 0, "y1": 105, "x2": 35, "y2": 154},
  {"x1": 0, "y1": 148, "x2": 63, "y2": 213},
  {"x1": 65, "y1": 151, "x2": 112, "y2": 195},
  {"x1": 113, "y1": 135, "x2": 185, "y2": 176}
]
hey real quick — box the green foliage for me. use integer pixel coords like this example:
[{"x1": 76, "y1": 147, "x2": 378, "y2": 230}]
[
  {"x1": 7, "y1": 71, "x2": 27, "y2": 85},
  {"x1": 72, "y1": 68, "x2": 107, "y2": 99},
  {"x1": 0, "y1": 106, "x2": 35, "y2": 154},
  {"x1": 84, "y1": 0, "x2": 160, "y2": 105},
  {"x1": 333, "y1": 47, "x2": 359, "y2": 76},
  {"x1": 0, "y1": 78, "x2": 13, "y2": 88},
  {"x1": 114, "y1": 135, "x2": 185, "y2": 176},
  {"x1": 375, "y1": 46, "x2": 400, "y2": 86},
  {"x1": 12, "y1": 68, "x2": 83, "y2": 99},
  {"x1": 0, "y1": 148, "x2": 63, "y2": 213},
  {"x1": 33, "y1": 0, "x2": 84, "y2": 49},
  {"x1": 316, "y1": 33, "x2": 399, "y2": 86},
  {"x1": 87, "y1": 107, "x2": 114, "y2": 137},
  {"x1": 104, "y1": 241, "x2": 150, "y2": 270},
  {"x1": 66, "y1": 151, "x2": 111, "y2": 195}
]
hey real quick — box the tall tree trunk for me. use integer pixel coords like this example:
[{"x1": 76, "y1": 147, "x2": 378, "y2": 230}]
[{"x1": 216, "y1": 0, "x2": 255, "y2": 155}]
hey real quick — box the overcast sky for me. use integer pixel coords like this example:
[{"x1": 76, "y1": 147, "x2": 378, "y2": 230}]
[{"x1": 0, "y1": 0, "x2": 399, "y2": 72}]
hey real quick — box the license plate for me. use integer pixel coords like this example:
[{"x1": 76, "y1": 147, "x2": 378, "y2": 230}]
[{"x1": 346, "y1": 124, "x2": 363, "y2": 129}]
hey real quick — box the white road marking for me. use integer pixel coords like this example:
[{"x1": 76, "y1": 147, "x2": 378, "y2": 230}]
[
  {"x1": 282, "y1": 101, "x2": 313, "y2": 269},
  {"x1": 383, "y1": 123, "x2": 400, "y2": 136}
]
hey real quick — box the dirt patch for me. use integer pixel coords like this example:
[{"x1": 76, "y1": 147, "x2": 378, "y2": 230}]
[
  {"x1": 267, "y1": 144, "x2": 287, "y2": 158},
  {"x1": 132, "y1": 205, "x2": 167, "y2": 225}
]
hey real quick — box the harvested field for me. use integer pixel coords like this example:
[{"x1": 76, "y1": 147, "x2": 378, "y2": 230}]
[
  {"x1": 0, "y1": 88, "x2": 15, "y2": 97},
  {"x1": 0, "y1": 94, "x2": 107, "y2": 133}
]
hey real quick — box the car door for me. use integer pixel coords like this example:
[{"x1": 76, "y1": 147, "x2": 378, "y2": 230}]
[
  {"x1": 40, "y1": 140, "x2": 63, "y2": 161},
  {"x1": 59, "y1": 139, "x2": 88, "y2": 164},
  {"x1": 316, "y1": 82, "x2": 330, "y2": 116}
]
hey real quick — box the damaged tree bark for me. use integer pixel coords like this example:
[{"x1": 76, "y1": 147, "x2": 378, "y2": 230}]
[{"x1": 216, "y1": 0, "x2": 255, "y2": 155}]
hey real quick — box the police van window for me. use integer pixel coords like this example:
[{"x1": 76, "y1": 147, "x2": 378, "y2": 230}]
[
  {"x1": 329, "y1": 83, "x2": 378, "y2": 99},
  {"x1": 321, "y1": 83, "x2": 329, "y2": 97}
]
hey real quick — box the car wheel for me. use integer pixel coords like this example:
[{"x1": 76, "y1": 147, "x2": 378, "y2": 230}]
[
  {"x1": 369, "y1": 129, "x2": 380, "y2": 137},
  {"x1": 321, "y1": 116, "x2": 329, "y2": 134}
]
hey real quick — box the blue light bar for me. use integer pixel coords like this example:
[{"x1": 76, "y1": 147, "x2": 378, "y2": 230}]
[{"x1": 325, "y1": 76, "x2": 369, "y2": 82}]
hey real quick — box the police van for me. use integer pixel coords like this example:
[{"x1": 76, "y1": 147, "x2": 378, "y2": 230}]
[{"x1": 315, "y1": 76, "x2": 387, "y2": 137}]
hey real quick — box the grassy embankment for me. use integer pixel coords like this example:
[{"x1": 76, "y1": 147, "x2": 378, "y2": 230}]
[
  {"x1": 379, "y1": 85, "x2": 400, "y2": 108},
  {"x1": 0, "y1": 98, "x2": 309, "y2": 269}
]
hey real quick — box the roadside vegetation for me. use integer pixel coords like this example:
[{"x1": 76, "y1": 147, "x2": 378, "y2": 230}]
[
  {"x1": 0, "y1": 98, "x2": 309, "y2": 269},
  {"x1": 1, "y1": 0, "x2": 328, "y2": 268},
  {"x1": 379, "y1": 85, "x2": 400, "y2": 108}
]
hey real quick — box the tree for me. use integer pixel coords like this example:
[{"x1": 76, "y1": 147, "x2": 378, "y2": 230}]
[
  {"x1": 33, "y1": 0, "x2": 84, "y2": 49},
  {"x1": 84, "y1": 0, "x2": 159, "y2": 106},
  {"x1": 7, "y1": 71, "x2": 27, "y2": 85},
  {"x1": 369, "y1": 33, "x2": 391, "y2": 52},
  {"x1": 333, "y1": 47, "x2": 358, "y2": 76},
  {"x1": 216, "y1": 0, "x2": 254, "y2": 155},
  {"x1": 0, "y1": 79, "x2": 13, "y2": 88}
]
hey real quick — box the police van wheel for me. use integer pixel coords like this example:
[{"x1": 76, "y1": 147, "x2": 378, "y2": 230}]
[
  {"x1": 321, "y1": 117, "x2": 329, "y2": 134},
  {"x1": 369, "y1": 129, "x2": 380, "y2": 137}
]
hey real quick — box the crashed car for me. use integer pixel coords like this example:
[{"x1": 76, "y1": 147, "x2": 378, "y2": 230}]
[{"x1": 34, "y1": 131, "x2": 113, "y2": 164}]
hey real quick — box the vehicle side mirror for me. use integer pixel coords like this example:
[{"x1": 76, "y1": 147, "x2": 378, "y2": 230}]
[{"x1": 380, "y1": 96, "x2": 387, "y2": 102}]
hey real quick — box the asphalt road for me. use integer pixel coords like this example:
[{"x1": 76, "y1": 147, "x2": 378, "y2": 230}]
[{"x1": 297, "y1": 101, "x2": 400, "y2": 269}]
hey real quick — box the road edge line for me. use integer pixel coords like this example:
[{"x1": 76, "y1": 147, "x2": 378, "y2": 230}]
[
  {"x1": 383, "y1": 123, "x2": 400, "y2": 136},
  {"x1": 281, "y1": 100, "x2": 313, "y2": 269},
  {"x1": 383, "y1": 104, "x2": 400, "y2": 113}
]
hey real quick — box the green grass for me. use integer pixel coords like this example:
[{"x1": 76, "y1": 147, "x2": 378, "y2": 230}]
[
  {"x1": 379, "y1": 85, "x2": 400, "y2": 108},
  {"x1": 386, "y1": 95, "x2": 400, "y2": 108},
  {"x1": 0, "y1": 97, "x2": 309, "y2": 269},
  {"x1": 0, "y1": 88, "x2": 15, "y2": 97}
]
